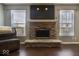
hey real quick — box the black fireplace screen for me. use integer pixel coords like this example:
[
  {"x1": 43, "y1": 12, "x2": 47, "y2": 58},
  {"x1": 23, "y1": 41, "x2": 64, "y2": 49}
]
[{"x1": 35, "y1": 29, "x2": 50, "y2": 37}]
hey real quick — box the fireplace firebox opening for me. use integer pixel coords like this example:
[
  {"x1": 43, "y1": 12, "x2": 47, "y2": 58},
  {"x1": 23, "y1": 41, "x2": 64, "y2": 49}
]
[{"x1": 35, "y1": 28, "x2": 50, "y2": 38}]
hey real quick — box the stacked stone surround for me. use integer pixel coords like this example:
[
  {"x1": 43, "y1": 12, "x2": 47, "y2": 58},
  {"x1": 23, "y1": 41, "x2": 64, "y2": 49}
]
[
  {"x1": 29, "y1": 22, "x2": 57, "y2": 39},
  {"x1": 25, "y1": 20, "x2": 61, "y2": 47}
]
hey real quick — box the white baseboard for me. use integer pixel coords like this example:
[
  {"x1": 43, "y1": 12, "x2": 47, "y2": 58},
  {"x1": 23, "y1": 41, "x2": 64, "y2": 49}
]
[
  {"x1": 20, "y1": 42, "x2": 79, "y2": 45},
  {"x1": 62, "y1": 42, "x2": 79, "y2": 44},
  {"x1": 20, "y1": 42, "x2": 25, "y2": 44}
]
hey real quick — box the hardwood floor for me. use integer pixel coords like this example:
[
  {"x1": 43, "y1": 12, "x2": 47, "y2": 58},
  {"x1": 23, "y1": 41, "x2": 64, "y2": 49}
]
[{"x1": 9, "y1": 44, "x2": 79, "y2": 56}]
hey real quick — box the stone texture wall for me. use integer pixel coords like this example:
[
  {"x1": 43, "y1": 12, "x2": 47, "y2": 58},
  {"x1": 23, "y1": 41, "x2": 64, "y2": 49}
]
[{"x1": 29, "y1": 22, "x2": 57, "y2": 39}]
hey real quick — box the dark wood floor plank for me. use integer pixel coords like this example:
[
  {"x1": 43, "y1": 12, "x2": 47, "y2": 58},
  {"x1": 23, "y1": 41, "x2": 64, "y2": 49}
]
[{"x1": 9, "y1": 44, "x2": 79, "y2": 56}]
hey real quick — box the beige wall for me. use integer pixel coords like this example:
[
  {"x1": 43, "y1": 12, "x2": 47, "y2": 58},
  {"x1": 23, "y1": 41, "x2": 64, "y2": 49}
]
[
  {"x1": 4, "y1": 4, "x2": 79, "y2": 42},
  {"x1": 0, "y1": 4, "x2": 4, "y2": 26}
]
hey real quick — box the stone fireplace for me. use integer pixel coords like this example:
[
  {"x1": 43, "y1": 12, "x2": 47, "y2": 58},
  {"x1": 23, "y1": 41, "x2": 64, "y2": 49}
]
[
  {"x1": 25, "y1": 20, "x2": 61, "y2": 47},
  {"x1": 24, "y1": 5, "x2": 61, "y2": 47}
]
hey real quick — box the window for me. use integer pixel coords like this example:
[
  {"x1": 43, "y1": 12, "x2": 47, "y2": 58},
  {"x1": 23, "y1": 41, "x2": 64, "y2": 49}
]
[
  {"x1": 11, "y1": 10, "x2": 26, "y2": 36},
  {"x1": 59, "y1": 10, "x2": 74, "y2": 36}
]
